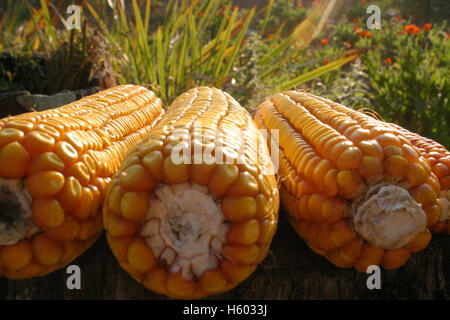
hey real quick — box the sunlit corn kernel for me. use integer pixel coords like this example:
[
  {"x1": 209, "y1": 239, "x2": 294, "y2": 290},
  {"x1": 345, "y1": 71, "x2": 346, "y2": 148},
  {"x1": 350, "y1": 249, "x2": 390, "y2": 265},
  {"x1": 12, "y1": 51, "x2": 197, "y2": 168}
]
[
  {"x1": 357, "y1": 139, "x2": 384, "y2": 158},
  {"x1": 108, "y1": 185, "x2": 123, "y2": 214},
  {"x1": 336, "y1": 146, "x2": 363, "y2": 170},
  {"x1": 31, "y1": 234, "x2": 63, "y2": 266},
  {"x1": 321, "y1": 198, "x2": 346, "y2": 223},
  {"x1": 142, "y1": 150, "x2": 164, "y2": 182},
  {"x1": 198, "y1": 270, "x2": 227, "y2": 293},
  {"x1": 221, "y1": 196, "x2": 257, "y2": 222},
  {"x1": 223, "y1": 244, "x2": 260, "y2": 265},
  {"x1": 45, "y1": 216, "x2": 80, "y2": 241},
  {"x1": 220, "y1": 259, "x2": 253, "y2": 284},
  {"x1": 258, "y1": 218, "x2": 277, "y2": 245},
  {"x1": 0, "y1": 241, "x2": 32, "y2": 271},
  {"x1": 32, "y1": 198, "x2": 65, "y2": 229},
  {"x1": 54, "y1": 141, "x2": 78, "y2": 164},
  {"x1": 254, "y1": 194, "x2": 271, "y2": 219},
  {"x1": 337, "y1": 170, "x2": 363, "y2": 197},
  {"x1": 22, "y1": 131, "x2": 55, "y2": 156},
  {"x1": 381, "y1": 248, "x2": 411, "y2": 270},
  {"x1": 226, "y1": 219, "x2": 260, "y2": 245},
  {"x1": 5, "y1": 119, "x2": 34, "y2": 133},
  {"x1": 407, "y1": 163, "x2": 428, "y2": 186},
  {"x1": 0, "y1": 128, "x2": 24, "y2": 147},
  {"x1": 28, "y1": 152, "x2": 65, "y2": 175},
  {"x1": 120, "y1": 192, "x2": 149, "y2": 222},
  {"x1": 65, "y1": 162, "x2": 90, "y2": 186},
  {"x1": 106, "y1": 212, "x2": 138, "y2": 237},
  {"x1": 385, "y1": 155, "x2": 409, "y2": 179},
  {"x1": 226, "y1": 171, "x2": 259, "y2": 196},
  {"x1": 0, "y1": 141, "x2": 30, "y2": 178},
  {"x1": 127, "y1": 238, "x2": 156, "y2": 272},
  {"x1": 432, "y1": 163, "x2": 448, "y2": 178},
  {"x1": 424, "y1": 204, "x2": 441, "y2": 227},
  {"x1": 358, "y1": 156, "x2": 384, "y2": 182},
  {"x1": 120, "y1": 164, "x2": 156, "y2": 191},
  {"x1": 166, "y1": 271, "x2": 197, "y2": 298},
  {"x1": 383, "y1": 145, "x2": 403, "y2": 157},
  {"x1": 138, "y1": 140, "x2": 164, "y2": 158},
  {"x1": 330, "y1": 220, "x2": 356, "y2": 247},
  {"x1": 26, "y1": 170, "x2": 65, "y2": 198},
  {"x1": 375, "y1": 133, "x2": 401, "y2": 147},
  {"x1": 412, "y1": 184, "x2": 437, "y2": 208},
  {"x1": 71, "y1": 187, "x2": 93, "y2": 221},
  {"x1": 209, "y1": 163, "x2": 239, "y2": 197}
]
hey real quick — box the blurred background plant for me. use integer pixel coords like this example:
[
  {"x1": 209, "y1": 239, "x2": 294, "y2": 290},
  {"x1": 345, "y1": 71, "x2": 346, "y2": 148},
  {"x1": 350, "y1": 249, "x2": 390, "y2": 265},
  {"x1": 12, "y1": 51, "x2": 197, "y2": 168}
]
[{"x1": 0, "y1": 0, "x2": 448, "y2": 147}]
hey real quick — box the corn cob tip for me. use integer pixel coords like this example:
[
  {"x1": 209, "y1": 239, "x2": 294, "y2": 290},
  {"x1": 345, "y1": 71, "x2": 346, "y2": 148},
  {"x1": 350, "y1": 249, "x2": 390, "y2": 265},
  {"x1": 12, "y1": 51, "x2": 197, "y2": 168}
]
[
  {"x1": 141, "y1": 182, "x2": 229, "y2": 281},
  {"x1": 351, "y1": 183, "x2": 426, "y2": 250},
  {"x1": 0, "y1": 178, "x2": 38, "y2": 245}
]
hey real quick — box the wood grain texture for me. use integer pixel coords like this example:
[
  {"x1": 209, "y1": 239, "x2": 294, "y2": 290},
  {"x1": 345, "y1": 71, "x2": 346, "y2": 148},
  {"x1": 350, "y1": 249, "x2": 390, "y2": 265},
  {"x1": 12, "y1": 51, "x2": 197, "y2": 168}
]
[{"x1": 1, "y1": 210, "x2": 448, "y2": 300}]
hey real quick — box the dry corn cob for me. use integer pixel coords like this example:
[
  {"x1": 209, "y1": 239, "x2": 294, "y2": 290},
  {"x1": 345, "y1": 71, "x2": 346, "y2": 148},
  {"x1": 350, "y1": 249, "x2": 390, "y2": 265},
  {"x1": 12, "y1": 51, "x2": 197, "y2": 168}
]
[
  {"x1": 255, "y1": 90, "x2": 442, "y2": 271},
  {"x1": 0, "y1": 85, "x2": 163, "y2": 279},
  {"x1": 386, "y1": 123, "x2": 449, "y2": 234},
  {"x1": 103, "y1": 87, "x2": 279, "y2": 299}
]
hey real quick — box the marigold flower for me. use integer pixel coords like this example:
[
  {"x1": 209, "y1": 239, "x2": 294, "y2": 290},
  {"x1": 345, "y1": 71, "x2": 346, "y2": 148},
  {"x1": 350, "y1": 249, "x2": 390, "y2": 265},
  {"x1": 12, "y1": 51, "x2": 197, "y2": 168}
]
[
  {"x1": 353, "y1": 18, "x2": 358, "y2": 24},
  {"x1": 321, "y1": 38, "x2": 329, "y2": 45},
  {"x1": 268, "y1": 34, "x2": 274, "y2": 39},
  {"x1": 361, "y1": 0, "x2": 366, "y2": 3},
  {"x1": 358, "y1": 30, "x2": 368, "y2": 37},
  {"x1": 424, "y1": 23, "x2": 432, "y2": 32},
  {"x1": 323, "y1": 58, "x2": 329, "y2": 64},
  {"x1": 396, "y1": 15, "x2": 402, "y2": 21},
  {"x1": 366, "y1": 32, "x2": 373, "y2": 38},
  {"x1": 297, "y1": 2, "x2": 303, "y2": 7},
  {"x1": 404, "y1": 24, "x2": 421, "y2": 35},
  {"x1": 354, "y1": 25, "x2": 361, "y2": 31},
  {"x1": 312, "y1": 1, "x2": 318, "y2": 6},
  {"x1": 385, "y1": 57, "x2": 392, "y2": 64}
]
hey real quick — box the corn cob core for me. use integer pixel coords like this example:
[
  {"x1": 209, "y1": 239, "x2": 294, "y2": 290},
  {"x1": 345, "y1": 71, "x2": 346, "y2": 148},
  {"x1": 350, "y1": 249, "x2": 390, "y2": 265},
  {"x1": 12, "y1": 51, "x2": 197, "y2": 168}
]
[
  {"x1": 104, "y1": 87, "x2": 279, "y2": 299},
  {"x1": 0, "y1": 85, "x2": 163, "y2": 279},
  {"x1": 387, "y1": 122, "x2": 450, "y2": 234},
  {"x1": 255, "y1": 90, "x2": 438, "y2": 270}
]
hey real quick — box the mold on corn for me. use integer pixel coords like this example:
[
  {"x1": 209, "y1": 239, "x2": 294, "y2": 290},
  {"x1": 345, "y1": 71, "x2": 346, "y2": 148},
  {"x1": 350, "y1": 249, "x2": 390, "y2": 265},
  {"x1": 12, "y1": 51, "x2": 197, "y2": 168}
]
[
  {"x1": 0, "y1": 85, "x2": 164, "y2": 279},
  {"x1": 103, "y1": 87, "x2": 279, "y2": 299}
]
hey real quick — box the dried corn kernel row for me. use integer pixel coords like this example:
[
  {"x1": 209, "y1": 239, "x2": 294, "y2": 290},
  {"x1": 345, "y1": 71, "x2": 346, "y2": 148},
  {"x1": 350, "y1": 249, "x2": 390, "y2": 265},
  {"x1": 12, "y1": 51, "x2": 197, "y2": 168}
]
[
  {"x1": 255, "y1": 90, "x2": 437, "y2": 271},
  {"x1": 104, "y1": 87, "x2": 279, "y2": 299},
  {"x1": 0, "y1": 85, "x2": 164, "y2": 279}
]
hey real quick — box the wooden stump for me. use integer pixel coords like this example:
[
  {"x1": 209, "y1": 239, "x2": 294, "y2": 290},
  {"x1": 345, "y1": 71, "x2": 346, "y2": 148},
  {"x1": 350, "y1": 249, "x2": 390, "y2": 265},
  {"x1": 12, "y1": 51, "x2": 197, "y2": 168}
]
[{"x1": 1, "y1": 210, "x2": 448, "y2": 300}]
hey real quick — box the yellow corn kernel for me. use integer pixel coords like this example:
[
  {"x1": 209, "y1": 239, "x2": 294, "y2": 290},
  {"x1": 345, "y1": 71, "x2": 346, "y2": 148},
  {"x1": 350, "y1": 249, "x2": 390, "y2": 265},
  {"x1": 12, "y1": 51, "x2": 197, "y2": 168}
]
[
  {"x1": 26, "y1": 171, "x2": 65, "y2": 198},
  {"x1": 120, "y1": 164, "x2": 156, "y2": 192},
  {"x1": 32, "y1": 198, "x2": 65, "y2": 229},
  {"x1": 0, "y1": 141, "x2": 30, "y2": 178},
  {"x1": 31, "y1": 234, "x2": 63, "y2": 266},
  {"x1": 28, "y1": 152, "x2": 65, "y2": 175},
  {"x1": 0, "y1": 241, "x2": 32, "y2": 271},
  {"x1": 120, "y1": 192, "x2": 149, "y2": 223},
  {"x1": 221, "y1": 196, "x2": 257, "y2": 222},
  {"x1": 127, "y1": 238, "x2": 156, "y2": 272},
  {"x1": 209, "y1": 164, "x2": 239, "y2": 197}
]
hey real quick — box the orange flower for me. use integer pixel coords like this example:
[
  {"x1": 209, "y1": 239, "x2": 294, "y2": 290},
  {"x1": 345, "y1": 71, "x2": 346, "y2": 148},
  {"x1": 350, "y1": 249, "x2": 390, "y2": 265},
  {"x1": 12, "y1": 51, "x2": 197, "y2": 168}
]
[
  {"x1": 312, "y1": 1, "x2": 318, "y2": 6},
  {"x1": 268, "y1": 34, "x2": 274, "y2": 39},
  {"x1": 404, "y1": 24, "x2": 421, "y2": 35},
  {"x1": 424, "y1": 23, "x2": 432, "y2": 32},
  {"x1": 297, "y1": 2, "x2": 303, "y2": 7},
  {"x1": 396, "y1": 15, "x2": 402, "y2": 21},
  {"x1": 354, "y1": 25, "x2": 360, "y2": 31},
  {"x1": 323, "y1": 59, "x2": 329, "y2": 64},
  {"x1": 199, "y1": 12, "x2": 204, "y2": 17},
  {"x1": 344, "y1": 41, "x2": 352, "y2": 48},
  {"x1": 361, "y1": 0, "x2": 366, "y2": 3},
  {"x1": 385, "y1": 57, "x2": 392, "y2": 64},
  {"x1": 353, "y1": 18, "x2": 358, "y2": 24},
  {"x1": 321, "y1": 38, "x2": 329, "y2": 45},
  {"x1": 358, "y1": 30, "x2": 368, "y2": 37},
  {"x1": 366, "y1": 32, "x2": 373, "y2": 38}
]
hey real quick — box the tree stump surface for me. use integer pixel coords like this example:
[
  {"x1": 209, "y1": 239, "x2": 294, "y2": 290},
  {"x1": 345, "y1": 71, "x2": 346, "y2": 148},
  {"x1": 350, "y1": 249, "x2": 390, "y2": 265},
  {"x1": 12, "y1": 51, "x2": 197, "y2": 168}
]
[{"x1": 1, "y1": 210, "x2": 448, "y2": 300}]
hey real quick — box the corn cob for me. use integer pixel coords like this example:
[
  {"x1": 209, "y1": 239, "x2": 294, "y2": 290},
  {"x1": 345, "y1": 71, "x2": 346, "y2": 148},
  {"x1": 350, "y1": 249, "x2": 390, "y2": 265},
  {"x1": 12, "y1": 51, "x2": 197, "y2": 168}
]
[
  {"x1": 255, "y1": 90, "x2": 441, "y2": 271},
  {"x1": 103, "y1": 87, "x2": 279, "y2": 299},
  {"x1": 0, "y1": 85, "x2": 164, "y2": 279},
  {"x1": 386, "y1": 123, "x2": 449, "y2": 234}
]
